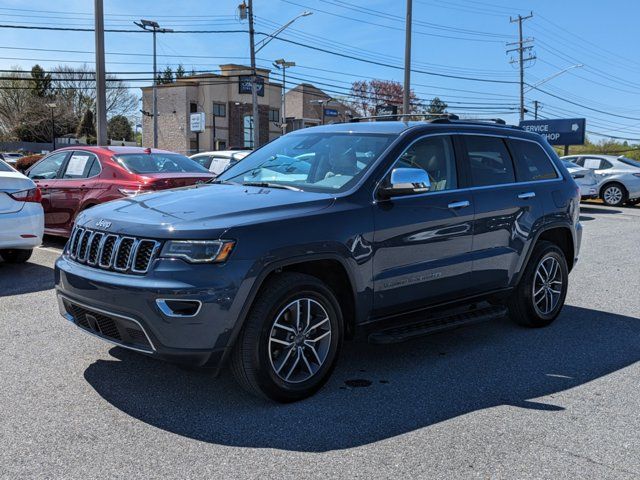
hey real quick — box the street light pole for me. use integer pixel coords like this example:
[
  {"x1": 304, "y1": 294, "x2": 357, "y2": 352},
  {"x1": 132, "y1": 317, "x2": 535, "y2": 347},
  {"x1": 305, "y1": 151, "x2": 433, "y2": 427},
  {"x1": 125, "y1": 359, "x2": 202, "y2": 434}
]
[
  {"x1": 134, "y1": 19, "x2": 173, "y2": 148},
  {"x1": 247, "y1": 0, "x2": 260, "y2": 149},
  {"x1": 47, "y1": 103, "x2": 57, "y2": 150},
  {"x1": 94, "y1": 0, "x2": 107, "y2": 146},
  {"x1": 403, "y1": 0, "x2": 412, "y2": 115},
  {"x1": 274, "y1": 59, "x2": 295, "y2": 135}
]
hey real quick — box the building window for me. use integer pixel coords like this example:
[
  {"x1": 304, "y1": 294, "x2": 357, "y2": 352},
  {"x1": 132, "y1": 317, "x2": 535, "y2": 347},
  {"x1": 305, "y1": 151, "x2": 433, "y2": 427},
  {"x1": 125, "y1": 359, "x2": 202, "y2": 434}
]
[
  {"x1": 269, "y1": 108, "x2": 280, "y2": 123},
  {"x1": 213, "y1": 103, "x2": 226, "y2": 117},
  {"x1": 243, "y1": 115, "x2": 254, "y2": 148},
  {"x1": 218, "y1": 141, "x2": 227, "y2": 151},
  {"x1": 190, "y1": 102, "x2": 198, "y2": 113}
]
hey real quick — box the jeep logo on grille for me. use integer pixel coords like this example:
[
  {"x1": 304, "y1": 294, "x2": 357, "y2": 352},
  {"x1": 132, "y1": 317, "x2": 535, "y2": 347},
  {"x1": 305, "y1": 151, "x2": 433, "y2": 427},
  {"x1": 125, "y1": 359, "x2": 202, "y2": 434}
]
[{"x1": 95, "y1": 219, "x2": 112, "y2": 230}]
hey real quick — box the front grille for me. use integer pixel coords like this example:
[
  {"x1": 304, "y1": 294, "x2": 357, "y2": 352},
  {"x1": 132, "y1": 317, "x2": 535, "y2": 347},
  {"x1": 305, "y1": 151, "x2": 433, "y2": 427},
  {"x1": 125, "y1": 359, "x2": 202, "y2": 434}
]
[
  {"x1": 68, "y1": 226, "x2": 160, "y2": 275},
  {"x1": 63, "y1": 299, "x2": 153, "y2": 352}
]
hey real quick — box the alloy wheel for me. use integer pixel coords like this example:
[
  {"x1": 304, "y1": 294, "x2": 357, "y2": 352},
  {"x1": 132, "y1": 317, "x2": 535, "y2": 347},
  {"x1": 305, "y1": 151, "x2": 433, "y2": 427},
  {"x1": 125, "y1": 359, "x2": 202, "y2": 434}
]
[
  {"x1": 603, "y1": 186, "x2": 623, "y2": 205},
  {"x1": 268, "y1": 298, "x2": 332, "y2": 384},
  {"x1": 532, "y1": 255, "x2": 563, "y2": 316}
]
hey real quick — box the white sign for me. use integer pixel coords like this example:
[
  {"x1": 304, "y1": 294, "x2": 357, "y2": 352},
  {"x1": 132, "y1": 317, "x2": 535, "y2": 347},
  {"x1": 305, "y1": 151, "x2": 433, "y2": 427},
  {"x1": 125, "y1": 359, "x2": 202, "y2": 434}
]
[
  {"x1": 66, "y1": 154, "x2": 91, "y2": 176},
  {"x1": 583, "y1": 158, "x2": 601, "y2": 170},
  {"x1": 190, "y1": 112, "x2": 205, "y2": 133}
]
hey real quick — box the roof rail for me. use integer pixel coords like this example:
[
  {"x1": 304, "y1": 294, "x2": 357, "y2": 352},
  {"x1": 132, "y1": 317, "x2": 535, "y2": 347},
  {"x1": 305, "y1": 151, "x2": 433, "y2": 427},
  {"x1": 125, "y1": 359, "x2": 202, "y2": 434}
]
[
  {"x1": 429, "y1": 117, "x2": 524, "y2": 129},
  {"x1": 349, "y1": 113, "x2": 459, "y2": 123}
]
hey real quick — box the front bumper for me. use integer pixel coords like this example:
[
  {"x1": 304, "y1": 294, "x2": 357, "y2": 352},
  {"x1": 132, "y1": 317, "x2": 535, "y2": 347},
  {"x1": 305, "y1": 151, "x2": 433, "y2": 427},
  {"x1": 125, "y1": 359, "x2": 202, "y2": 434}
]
[{"x1": 55, "y1": 254, "x2": 255, "y2": 368}]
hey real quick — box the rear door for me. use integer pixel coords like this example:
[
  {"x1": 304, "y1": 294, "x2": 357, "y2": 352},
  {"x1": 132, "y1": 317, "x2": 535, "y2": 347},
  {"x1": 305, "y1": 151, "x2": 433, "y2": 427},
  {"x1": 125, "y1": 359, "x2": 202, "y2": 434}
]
[
  {"x1": 47, "y1": 151, "x2": 101, "y2": 231},
  {"x1": 372, "y1": 134, "x2": 475, "y2": 316},
  {"x1": 462, "y1": 135, "x2": 546, "y2": 292}
]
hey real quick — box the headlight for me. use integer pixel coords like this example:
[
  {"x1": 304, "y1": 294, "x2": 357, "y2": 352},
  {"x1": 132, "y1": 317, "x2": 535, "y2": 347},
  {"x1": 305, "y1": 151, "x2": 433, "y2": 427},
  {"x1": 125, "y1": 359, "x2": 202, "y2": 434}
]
[{"x1": 160, "y1": 240, "x2": 235, "y2": 263}]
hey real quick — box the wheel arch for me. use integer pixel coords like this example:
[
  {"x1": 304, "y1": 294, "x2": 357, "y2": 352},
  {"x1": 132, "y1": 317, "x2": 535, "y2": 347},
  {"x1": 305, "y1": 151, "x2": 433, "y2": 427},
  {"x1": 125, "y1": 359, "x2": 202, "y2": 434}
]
[{"x1": 599, "y1": 180, "x2": 627, "y2": 199}]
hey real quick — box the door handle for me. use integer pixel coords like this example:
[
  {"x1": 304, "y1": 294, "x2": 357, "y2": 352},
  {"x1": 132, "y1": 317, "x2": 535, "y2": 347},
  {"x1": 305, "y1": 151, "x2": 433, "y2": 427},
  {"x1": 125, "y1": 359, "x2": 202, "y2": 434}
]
[
  {"x1": 518, "y1": 192, "x2": 536, "y2": 199},
  {"x1": 448, "y1": 200, "x2": 470, "y2": 209}
]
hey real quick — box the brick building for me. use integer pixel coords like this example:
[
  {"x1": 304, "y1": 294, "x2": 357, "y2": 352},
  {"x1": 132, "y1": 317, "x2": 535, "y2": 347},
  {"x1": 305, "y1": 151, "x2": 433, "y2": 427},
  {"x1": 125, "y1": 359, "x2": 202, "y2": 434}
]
[
  {"x1": 284, "y1": 83, "x2": 353, "y2": 131},
  {"x1": 140, "y1": 64, "x2": 282, "y2": 154}
]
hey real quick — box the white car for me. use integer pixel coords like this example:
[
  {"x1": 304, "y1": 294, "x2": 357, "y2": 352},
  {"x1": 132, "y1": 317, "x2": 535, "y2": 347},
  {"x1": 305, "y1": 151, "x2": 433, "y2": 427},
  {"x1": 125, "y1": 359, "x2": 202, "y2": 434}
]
[
  {"x1": 0, "y1": 159, "x2": 44, "y2": 263},
  {"x1": 190, "y1": 150, "x2": 251, "y2": 176},
  {"x1": 561, "y1": 160, "x2": 598, "y2": 200},
  {"x1": 0, "y1": 152, "x2": 23, "y2": 167}
]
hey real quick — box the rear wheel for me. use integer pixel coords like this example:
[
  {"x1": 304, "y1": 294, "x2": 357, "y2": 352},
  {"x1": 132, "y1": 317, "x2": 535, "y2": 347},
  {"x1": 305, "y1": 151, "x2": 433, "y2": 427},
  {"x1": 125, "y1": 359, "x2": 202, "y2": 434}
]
[
  {"x1": 601, "y1": 182, "x2": 627, "y2": 207},
  {"x1": 0, "y1": 249, "x2": 33, "y2": 263},
  {"x1": 508, "y1": 241, "x2": 568, "y2": 328},
  {"x1": 231, "y1": 272, "x2": 343, "y2": 402}
]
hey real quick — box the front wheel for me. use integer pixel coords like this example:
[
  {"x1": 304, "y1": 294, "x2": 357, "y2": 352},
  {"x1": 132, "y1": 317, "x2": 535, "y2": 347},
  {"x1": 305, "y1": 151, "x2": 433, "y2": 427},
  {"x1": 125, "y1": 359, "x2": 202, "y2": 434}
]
[
  {"x1": 0, "y1": 249, "x2": 33, "y2": 263},
  {"x1": 601, "y1": 182, "x2": 627, "y2": 207},
  {"x1": 508, "y1": 241, "x2": 568, "y2": 328},
  {"x1": 231, "y1": 272, "x2": 343, "y2": 402}
]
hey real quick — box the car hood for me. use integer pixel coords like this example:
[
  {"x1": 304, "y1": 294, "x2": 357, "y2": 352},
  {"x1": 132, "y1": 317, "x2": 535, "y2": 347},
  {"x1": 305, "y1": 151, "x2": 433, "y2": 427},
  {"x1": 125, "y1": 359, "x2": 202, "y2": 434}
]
[{"x1": 76, "y1": 183, "x2": 335, "y2": 239}]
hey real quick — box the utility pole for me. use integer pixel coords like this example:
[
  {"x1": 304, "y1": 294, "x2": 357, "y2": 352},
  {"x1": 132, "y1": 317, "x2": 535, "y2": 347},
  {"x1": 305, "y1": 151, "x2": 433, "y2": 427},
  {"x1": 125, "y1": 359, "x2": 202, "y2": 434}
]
[
  {"x1": 403, "y1": 0, "x2": 412, "y2": 116},
  {"x1": 247, "y1": 0, "x2": 260, "y2": 149},
  {"x1": 274, "y1": 59, "x2": 295, "y2": 135},
  {"x1": 94, "y1": 0, "x2": 107, "y2": 146},
  {"x1": 533, "y1": 100, "x2": 540, "y2": 120},
  {"x1": 134, "y1": 19, "x2": 173, "y2": 148},
  {"x1": 507, "y1": 12, "x2": 535, "y2": 122}
]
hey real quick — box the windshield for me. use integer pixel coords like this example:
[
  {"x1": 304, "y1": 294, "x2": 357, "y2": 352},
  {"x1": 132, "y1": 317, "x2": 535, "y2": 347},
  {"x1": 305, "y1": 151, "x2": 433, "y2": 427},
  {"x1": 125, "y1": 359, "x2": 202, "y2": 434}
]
[
  {"x1": 618, "y1": 157, "x2": 640, "y2": 168},
  {"x1": 115, "y1": 153, "x2": 208, "y2": 174},
  {"x1": 218, "y1": 132, "x2": 395, "y2": 193}
]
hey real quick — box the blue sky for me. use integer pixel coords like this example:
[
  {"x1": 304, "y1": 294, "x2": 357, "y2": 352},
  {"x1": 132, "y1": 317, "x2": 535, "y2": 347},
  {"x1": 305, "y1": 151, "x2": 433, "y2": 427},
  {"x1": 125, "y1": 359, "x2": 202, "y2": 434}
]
[{"x1": 1, "y1": 0, "x2": 639, "y2": 143}]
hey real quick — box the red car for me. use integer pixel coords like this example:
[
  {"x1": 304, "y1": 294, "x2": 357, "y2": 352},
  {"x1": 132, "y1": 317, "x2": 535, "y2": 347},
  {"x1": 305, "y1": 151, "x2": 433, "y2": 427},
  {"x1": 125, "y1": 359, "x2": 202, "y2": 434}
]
[{"x1": 26, "y1": 146, "x2": 214, "y2": 236}]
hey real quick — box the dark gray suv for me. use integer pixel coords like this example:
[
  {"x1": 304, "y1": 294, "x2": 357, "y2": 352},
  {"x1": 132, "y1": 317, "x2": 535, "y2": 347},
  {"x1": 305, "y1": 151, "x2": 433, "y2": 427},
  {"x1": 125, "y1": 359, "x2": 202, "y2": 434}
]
[{"x1": 55, "y1": 118, "x2": 582, "y2": 402}]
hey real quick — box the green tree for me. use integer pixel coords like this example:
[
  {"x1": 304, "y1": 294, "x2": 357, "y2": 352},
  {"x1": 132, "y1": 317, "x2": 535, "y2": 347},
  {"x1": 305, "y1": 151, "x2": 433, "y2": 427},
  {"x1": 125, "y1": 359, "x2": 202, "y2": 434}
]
[
  {"x1": 107, "y1": 115, "x2": 133, "y2": 141},
  {"x1": 176, "y1": 64, "x2": 186, "y2": 79},
  {"x1": 159, "y1": 66, "x2": 174, "y2": 84},
  {"x1": 427, "y1": 97, "x2": 448, "y2": 115},
  {"x1": 30, "y1": 64, "x2": 51, "y2": 98},
  {"x1": 76, "y1": 108, "x2": 96, "y2": 143}
]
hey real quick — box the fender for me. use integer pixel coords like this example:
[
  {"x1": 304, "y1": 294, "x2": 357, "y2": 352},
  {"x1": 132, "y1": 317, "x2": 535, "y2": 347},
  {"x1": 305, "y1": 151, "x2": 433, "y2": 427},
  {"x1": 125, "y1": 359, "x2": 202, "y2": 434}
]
[
  {"x1": 512, "y1": 221, "x2": 575, "y2": 287},
  {"x1": 213, "y1": 252, "x2": 362, "y2": 371}
]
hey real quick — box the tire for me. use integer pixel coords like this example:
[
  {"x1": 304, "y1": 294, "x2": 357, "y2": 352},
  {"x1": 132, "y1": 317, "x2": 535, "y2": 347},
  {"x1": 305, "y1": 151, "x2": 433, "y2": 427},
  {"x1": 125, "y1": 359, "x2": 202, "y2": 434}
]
[
  {"x1": 601, "y1": 182, "x2": 628, "y2": 207},
  {"x1": 508, "y1": 241, "x2": 568, "y2": 328},
  {"x1": 0, "y1": 249, "x2": 33, "y2": 263},
  {"x1": 231, "y1": 272, "x2": 343, "y2": 402}
]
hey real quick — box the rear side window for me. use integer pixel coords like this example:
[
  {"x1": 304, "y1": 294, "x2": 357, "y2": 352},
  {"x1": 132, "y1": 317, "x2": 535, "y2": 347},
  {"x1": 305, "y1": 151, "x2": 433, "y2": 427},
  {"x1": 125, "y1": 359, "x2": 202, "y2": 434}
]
[
  {"x1": 465, "y1": 136, "x2": 515, "y2": 187},
  {"x1": 509, "y1": 140, "x2": 558, "y2": 182},
  {"x1": 62, "y1": 152, "x2": 100, "y2": 179}
]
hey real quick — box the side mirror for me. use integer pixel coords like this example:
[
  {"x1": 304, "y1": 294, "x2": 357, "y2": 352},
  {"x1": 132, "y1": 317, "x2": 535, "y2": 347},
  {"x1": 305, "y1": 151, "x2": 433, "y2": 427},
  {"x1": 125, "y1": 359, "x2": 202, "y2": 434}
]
[{"x1": 378, "y1": 167, "x2": 431, "y2": 199}]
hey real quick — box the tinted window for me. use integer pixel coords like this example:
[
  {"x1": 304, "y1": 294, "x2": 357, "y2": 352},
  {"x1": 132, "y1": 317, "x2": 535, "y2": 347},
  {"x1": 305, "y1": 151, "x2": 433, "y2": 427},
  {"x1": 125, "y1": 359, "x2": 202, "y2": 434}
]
[
  {"x1": 62, "y1": 152, "x2": 99, "y2": 179},
  {"x1": 509, "y1": 140, "x2": 558, "y2": 181},
  {"x1": 465, "y1": 136, "x2": 515, "y2": 187},
  {"x1": 0, "y1": 159, "x2": 13, "y2": 172},
  {"x1": 220, "y1": 132, "x2": 395, "y2": 193},
  {"x1": 114, "y1": 153, "x2": 208, "y2": 174},
  {"x1": 88, "y1": 157, "x2": 101, "y2": 177},
  {"x1": 575, "y1": 157, "x2": 585, "y2": 167},
  {"x1": 600, "y1": 160, "x2": 613, "y2": 170},
  {"x1": 394, "y1": 135, "x2": 457, "y2": 191},
  {"x1": 619, "y1": 157, "x2": 640, "y2": 168},
  {"x1": 191, "y1": 154, "x2": 213, "y2": 169},
  {"x1": 28, "y1": 152, "x2": 67, "y2": 179}
]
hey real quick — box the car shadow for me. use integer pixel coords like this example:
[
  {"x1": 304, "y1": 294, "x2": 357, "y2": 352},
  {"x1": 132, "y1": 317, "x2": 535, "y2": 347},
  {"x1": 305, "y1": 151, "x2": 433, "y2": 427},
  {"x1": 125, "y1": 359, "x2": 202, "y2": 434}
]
[
  {"x1": 0, "y1": 261, "x2": 55, "y2": 296},
  {"x1": 579, "y1": 205, "x2": 622, "y2": 215},
  {"x1": 83, "y1": 305, "x2": 640, "y2": 452}
]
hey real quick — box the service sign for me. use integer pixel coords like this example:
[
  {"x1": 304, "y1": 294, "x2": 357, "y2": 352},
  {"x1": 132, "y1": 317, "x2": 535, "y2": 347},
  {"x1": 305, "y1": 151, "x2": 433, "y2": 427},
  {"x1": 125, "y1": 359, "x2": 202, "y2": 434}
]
[
  {"x1": 238, "y1": 76, "x2": 265, "y2": 97},
  {"x1": 324, "y1": 108, "x2": 339, "y2": 117},
  {"x1": 519, "y1": 118, "x2": 586, "y2": 146},
  {"x1": 190, "y1": 112, "x2": 205, "y2": 133}
]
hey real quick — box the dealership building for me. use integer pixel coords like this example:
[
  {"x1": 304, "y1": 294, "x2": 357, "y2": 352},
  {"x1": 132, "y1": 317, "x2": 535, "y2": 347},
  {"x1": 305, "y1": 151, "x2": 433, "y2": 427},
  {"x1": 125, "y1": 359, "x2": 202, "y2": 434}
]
[{"x1": 141, "y1": 65, "x2": 355, "y2": 154}]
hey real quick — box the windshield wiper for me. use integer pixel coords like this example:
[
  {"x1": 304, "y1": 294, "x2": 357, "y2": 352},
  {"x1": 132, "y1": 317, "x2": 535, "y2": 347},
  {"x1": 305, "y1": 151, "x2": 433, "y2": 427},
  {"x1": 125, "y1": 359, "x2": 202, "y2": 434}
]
[
  {"x1": 207, "y1": 178, "x2": 239, "y2": 185},
  {"x1": 242, "y1": 181, "x2": 302, "y2": 191}
]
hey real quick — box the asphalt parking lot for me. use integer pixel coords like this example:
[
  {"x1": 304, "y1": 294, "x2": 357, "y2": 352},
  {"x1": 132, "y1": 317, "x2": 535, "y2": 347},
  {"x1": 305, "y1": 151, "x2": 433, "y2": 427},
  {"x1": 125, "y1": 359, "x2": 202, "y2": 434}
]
[{"x1": 1, "y1": 204, "x2": 639, "y2": 479}]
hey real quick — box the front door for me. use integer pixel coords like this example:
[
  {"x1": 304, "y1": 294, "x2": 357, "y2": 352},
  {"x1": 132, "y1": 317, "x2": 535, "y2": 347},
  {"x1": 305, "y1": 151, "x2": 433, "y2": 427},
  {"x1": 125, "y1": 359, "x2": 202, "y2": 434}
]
[
  {"x1": 372, "y1": 134, "x2": 474, "y2": 317},
  {"x1": 27, "y1": 151, "x2": 69, "y2": 229}
]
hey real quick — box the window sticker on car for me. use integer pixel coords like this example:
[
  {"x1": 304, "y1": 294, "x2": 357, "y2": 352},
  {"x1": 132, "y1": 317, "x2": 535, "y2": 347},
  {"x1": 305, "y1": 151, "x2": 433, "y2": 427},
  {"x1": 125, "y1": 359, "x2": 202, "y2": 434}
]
[
  {"x1": 66, "y1": 154, "x2": 91, "y2": 176},
  {"x1": 210, "y1": 157, "x2": 232, "y2": 175},
  {"x1": 583, "y1": 158, "x2": 601, "y2": 170}
]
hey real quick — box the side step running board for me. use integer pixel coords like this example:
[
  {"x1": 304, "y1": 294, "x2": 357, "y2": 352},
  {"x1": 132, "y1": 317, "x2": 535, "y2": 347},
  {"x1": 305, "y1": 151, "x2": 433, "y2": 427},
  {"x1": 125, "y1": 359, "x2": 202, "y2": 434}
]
[{"x1": 368, "y1": 305, "x2": 508, "y2": 344}]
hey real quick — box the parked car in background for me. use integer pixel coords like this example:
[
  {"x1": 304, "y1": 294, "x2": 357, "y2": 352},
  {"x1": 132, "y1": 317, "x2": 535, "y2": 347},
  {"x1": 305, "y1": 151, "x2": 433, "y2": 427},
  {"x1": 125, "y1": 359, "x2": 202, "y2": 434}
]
[
  {"x1": 562, "y1": 154, "x2": 640, "y2": 206},
  {"x1": 190, "y1": 150, "x2": 251, "y2": 176},
  {"x1": 561, "y1": 160, "x2": 597, "y2": 200},
  {"x1": 26, "y1": 146, "x2": 214, "y2": 236},
  {"x1": 0, "y1": 159, "x2": 43, "y2": 263},
  {"x1": 0, "y1": 152, "x2": 24, "y2": 167},
  {"x1": 56, "y1": 119, "x2": 581, "y2": 402}
]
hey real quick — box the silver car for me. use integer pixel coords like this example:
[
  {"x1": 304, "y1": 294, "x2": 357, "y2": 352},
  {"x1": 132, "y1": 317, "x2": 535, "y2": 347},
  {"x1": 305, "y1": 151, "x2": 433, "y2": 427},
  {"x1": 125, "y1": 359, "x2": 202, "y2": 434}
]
[
  {"x1": 561, "y1": 160, "x2": 598, "y2": 200},
  {"x1": 562, "y1": 154, "x2": 640, "y2": 206}
]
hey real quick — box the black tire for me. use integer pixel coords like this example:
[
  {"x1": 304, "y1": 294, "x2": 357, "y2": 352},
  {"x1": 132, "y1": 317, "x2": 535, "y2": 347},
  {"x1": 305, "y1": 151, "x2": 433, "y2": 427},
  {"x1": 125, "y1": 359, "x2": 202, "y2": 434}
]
[
  {"x1": 231, "y1": 272, "x2": 343, "y2": 402},
  {"x1": 0, "y1": 248, "x2": 33, "y2": 263},
  {"x1": 601, "y1": 182, "x2": 628, "y2": 207},
  {"x1": 508, "y1": 241, "x2": 568, "y2": 328}
]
